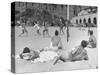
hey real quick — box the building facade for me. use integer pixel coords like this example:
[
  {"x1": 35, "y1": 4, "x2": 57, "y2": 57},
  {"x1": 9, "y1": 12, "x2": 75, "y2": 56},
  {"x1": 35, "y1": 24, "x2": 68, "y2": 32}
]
[{"x1": 71, "y1": 7, "x2": 97, "y2": 27}]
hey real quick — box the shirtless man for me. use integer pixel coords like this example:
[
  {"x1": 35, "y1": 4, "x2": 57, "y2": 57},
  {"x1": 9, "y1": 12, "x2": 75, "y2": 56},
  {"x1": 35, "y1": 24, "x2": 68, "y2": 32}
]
[
  {"x1": 87, "y1": 30, "x2": 97, "y2": 48},
  {"x1": 54, "y1": 40, "x2": 88, "y2": 65},
  {"x1": 50, "y1": 30, "x2": 63, "y2": 50},
  {"x1": 33, "y1": 30, "x2": 63, "y2": 63}
]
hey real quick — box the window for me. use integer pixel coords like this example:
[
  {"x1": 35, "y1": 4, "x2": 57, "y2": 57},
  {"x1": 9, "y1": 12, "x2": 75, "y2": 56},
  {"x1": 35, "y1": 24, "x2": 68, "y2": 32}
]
[
  {"x1": 32, "y1": 3, "x2": 34, "y2": 6},
  {"x1": 83, "y1": 18, "x2": 86, "y2": 23},
  {"x1": 76, "y1": 19, "x2": 78, "y2": 24},
  {"x1": 93, "y1": 17, "x2": 97, "y2": 25},
  {"x1": 22, "y1": 3, "x2": 24, "y2": 6},
  {"x1": 80, "y1": 19, "x2": 82, "y2": 24},
  {"x1": 88, "y1": 18, "x2": 91, "y2": 23}
]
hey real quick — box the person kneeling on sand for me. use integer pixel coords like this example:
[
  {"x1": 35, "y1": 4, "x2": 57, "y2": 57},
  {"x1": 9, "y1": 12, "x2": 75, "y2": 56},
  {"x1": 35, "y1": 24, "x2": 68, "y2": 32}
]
[
  {"x1": 54, "y1": 40, "x2": 88, "y2": 65},
  {"x1": 87, "y1": 30, "x2": 97, "y2": 48}
]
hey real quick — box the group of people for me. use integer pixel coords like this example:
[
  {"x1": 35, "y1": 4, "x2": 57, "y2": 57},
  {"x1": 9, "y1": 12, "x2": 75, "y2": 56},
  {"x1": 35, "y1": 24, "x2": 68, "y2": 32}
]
[
  {"x1": 15, "y1": 29, "x2": 97, "y2": 65},
  {"x1": 18, "y1": 20, "x2": 51, "y2": 37},
  {"x1": 33, "y1": 21, "x2": 50, "y2": 37},
  {"x1": 17, "y1": 16, "x2": 70, "y2": 38}
]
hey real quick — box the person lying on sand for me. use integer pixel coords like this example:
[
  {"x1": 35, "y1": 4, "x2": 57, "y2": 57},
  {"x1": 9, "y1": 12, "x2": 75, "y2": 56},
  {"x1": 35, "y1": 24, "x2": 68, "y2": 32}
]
[
  {"x1": 54, "y1": 40, "x2": 88, "y2": 65},
  {"x1": 15, "y1": 47, "x2": 39, "y2": 61},
  {"x1": 15, "y1": 47, "x2": 59, "y2": 63}
]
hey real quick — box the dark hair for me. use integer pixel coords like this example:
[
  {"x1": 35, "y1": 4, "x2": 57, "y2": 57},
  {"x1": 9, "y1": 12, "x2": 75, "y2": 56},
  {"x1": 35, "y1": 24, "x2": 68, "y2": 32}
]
[
  {"x1": 81, "y1": 40, "x2": 87, "y2": 48},
  {"x1": 55, "y1": 30, "x2": 59, "y2": 36},
  {"x1": 90, "y1": 30, "x2": 93, "y2": 35},
  {"x1": 23, "y1": 47, "x2": 30, "y2": 53}
]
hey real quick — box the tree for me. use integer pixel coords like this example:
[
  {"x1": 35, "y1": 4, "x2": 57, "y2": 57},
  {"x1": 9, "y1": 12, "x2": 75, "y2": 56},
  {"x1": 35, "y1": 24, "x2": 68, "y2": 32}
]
[
  {"x1": 20, "y1": 8, "x2": 36, "y2": 24},
  {"x1": 73, "y1": 6, "x2": 78, "y2": 16},
  {"x1": 61, "y1": 5, "x2": 64, "y2": 9},
  {"x1": 15, "y1": 10, "x2": 20, "y2": 21},
  {"x1": 52, "y1": 4, "x2": 57, "y2": 11},
  {"x1": 15, "y1": 10, "x2": 20, "y2": 15},
  {"x1": 79, "y1": 6, "x2": 82, "y2": 12},
  {"x1": 41, "y1": 10, "x2": 53, "y2": 26}
]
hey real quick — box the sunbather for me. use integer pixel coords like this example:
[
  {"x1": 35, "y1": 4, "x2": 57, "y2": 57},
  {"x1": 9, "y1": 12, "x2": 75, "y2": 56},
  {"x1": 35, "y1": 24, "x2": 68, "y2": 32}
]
[{"x1": 54, "y1": 40, "x2": 88, "y2": 65}]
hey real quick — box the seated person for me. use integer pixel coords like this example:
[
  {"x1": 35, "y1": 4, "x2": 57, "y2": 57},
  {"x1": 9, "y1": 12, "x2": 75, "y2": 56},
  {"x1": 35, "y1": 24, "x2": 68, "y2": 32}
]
[
  {"x1": 54, "y1": 40, "x2": 88, "y2": 65},
  {"x1": 50, "y1": 30, "x2": 63, "y2": 51},
  {"x1": 87, "y1": 30, "x2": 97, "y2": 48},
  {"x1": 16, "y1": 47, "x2": 39, "y2": 61}
]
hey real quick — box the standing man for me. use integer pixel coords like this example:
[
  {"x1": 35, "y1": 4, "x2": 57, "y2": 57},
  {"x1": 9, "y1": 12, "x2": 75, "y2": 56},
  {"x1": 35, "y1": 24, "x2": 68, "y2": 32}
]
[
  {"x1": 59, "y1": 18, "x2": 65, "y2": 35},
  {"x1": 19, "y1": 22, "x2": 28, "y2": 36}
]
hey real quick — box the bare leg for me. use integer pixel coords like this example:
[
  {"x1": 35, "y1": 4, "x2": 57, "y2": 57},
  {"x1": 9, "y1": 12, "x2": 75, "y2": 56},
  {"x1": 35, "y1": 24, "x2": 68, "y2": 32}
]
[
  {"x1": 62, "y1": 28, "x2": 64, "y2": 34},
  {"x1": 25, "y1": 31, "x2": 28, "y2": 36},
  {"x1": 60, "y1": 28, "x2": 62, "y2": 35},
  {"x1": 43, "y1": 30, "x2": 46, "y2": 37},
  {"x1": 19, "y1": 30, "x2": 24, "y2": 37},
  {"x1": 37, "y1": 29, "x2": 41, "y2": 35},
  {"x1": 46, "y1": 30, "x2": 50, "y2": 37},
  {"x1": 43, "y1": 29, "x2": 50, "y2": 37},
  {"x1": 53, "y1": 57, "x2": 60, "y2": 65}
]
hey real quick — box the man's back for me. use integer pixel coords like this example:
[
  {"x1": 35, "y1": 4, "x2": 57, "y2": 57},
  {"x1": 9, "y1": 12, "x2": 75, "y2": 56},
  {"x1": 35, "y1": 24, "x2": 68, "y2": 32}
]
[
  {"x1": 89, "y1": 35, "x2": 96, "y2": 44},
  {"x1": 71, "y1": 46, "x2": 88, "y2": 61},
  {"x1": 51, "y1": 36, "x2": 61, "y2": 47}
]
